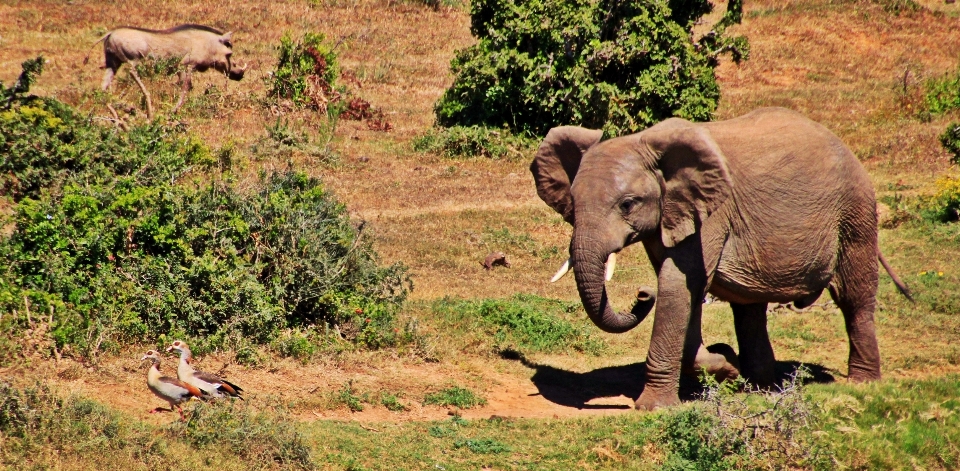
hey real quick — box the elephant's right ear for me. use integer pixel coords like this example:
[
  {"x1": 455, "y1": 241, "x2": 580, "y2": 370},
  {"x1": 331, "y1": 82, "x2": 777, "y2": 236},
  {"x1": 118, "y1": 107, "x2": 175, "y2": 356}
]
[{"x1": 530, "y1": 126, "x2": 604, "y2": 224}]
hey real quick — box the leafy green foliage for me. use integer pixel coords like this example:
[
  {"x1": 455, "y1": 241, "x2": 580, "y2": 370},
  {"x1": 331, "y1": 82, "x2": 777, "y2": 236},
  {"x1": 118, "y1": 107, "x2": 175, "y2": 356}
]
[
  {"x1": 412, "y1": 125, "x2": 533, "y2": 159},
  {"x1": 918, "y1": 175, "x2": 960, "y2": 223},
  {"x1": 0, "y1": 64, "x2": 410, "y2": 359},
  {"x1": 379, "y1": 393, "x2": 408, "y2": 412},
  {"x1": 434, "y1": 0, "x2": 748, "y2": 136},
  {"x1": 334, "y1": 381, "x2": 368, "y2": 412},
  {"x1": 941, "y1": 122, "x2": 960, "y2": 165},
  {"x1": 0, "y1": 56, "x2": 44, "y2": 110},
  {"x1": 423, "y1": 386, "x2": 486, "y2": 409},
  {"x1": 269, "y1": 32, "x2": 341, "y2": 110},
  {"x1": 925, "y1": 69, "x2": 960, "y2": 115},
  {"x1": 872, "y1": 0, "x2": 922, "y2": 15},
  {"x1": 454, "y1": 437, "x2": 511, "y2": 454},
  {"x1": 432, "y1": 293, "x2": 605, "y2": 355}
]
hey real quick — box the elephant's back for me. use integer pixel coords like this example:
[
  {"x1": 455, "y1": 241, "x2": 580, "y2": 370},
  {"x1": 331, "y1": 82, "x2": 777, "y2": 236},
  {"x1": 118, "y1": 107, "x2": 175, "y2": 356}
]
[{"x1": 703, "y1": 108, "x2": 874, "y2": 301}]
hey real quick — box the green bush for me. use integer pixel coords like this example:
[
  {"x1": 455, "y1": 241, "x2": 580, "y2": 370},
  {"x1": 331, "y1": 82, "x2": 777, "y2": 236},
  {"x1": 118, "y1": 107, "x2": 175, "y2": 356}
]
[
  {"x1": 925, "y1": 69, "x2": 960, "y2": 115},
  {"x1": 0, "y1": 63, "x2": 411, "y2": 359},
  {"x1": 941, "y1": 122, "x2": 960, "y2": 165},
  {"x1": 434, "y1": 0, "x2": 748, "y2": 136},
  {"x1": 919, "y1": 175, "x2": 960, "y2": 223},
  {"x1": 269, "y1": 32, "x2": 341, "y2": 110}
]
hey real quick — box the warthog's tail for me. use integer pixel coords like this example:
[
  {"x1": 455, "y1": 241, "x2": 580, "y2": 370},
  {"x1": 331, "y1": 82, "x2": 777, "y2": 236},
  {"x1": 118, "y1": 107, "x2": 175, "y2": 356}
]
[
  {"x1": 83, "y1": 32, "x2": 112, "y2": 66},
  {"x1": 878, "y1": 249, "x2": 913, "y2": 302}
]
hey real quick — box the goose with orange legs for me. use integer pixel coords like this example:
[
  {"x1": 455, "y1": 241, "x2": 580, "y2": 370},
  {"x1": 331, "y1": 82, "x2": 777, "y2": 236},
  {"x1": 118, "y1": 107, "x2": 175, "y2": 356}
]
[
  {"x1": 141, "y1": 350, "x2": 205, "y2": 420},
  {"x1": 166, "y1": 340, "x2": 244, "y2": 399}
]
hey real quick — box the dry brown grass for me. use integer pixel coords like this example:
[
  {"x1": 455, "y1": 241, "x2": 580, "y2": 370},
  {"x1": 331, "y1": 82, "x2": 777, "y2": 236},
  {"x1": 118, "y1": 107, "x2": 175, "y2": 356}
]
[{"x1": 2, "y1": 0, "x2": 960, "y2": 436}]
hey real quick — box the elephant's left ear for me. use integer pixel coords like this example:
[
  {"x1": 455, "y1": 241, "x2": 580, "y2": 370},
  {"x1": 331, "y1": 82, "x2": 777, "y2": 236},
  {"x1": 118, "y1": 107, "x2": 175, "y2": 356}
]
[{"x1": 644, "y1": 124, "x2": 732, "y2": 248}]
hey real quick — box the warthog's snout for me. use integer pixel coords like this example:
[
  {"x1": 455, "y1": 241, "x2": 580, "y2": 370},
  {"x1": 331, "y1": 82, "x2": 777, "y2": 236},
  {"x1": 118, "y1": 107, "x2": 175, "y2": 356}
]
[{"x1": 227, "y1": 63, "x2": 247, "y2": 81}]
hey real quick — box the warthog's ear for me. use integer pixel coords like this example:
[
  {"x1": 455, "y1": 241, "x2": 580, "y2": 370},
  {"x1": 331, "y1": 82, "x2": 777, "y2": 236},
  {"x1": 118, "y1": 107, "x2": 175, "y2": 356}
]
[{"x1": 221, "y1": 32, "x2": 233, "y2": 47}]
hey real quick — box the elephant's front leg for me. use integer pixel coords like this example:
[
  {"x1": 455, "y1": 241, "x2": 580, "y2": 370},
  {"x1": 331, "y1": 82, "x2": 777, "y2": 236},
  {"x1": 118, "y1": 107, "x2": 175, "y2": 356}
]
[{"x1": 636, "y1": 241, "x2": 710, "y2": 411}]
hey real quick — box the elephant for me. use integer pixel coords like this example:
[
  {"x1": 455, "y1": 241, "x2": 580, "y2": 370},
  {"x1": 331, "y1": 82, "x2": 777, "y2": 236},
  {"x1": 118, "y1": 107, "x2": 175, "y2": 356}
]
[{"x1": 529, "y1": 107, "x2": 912, "y2": 411}]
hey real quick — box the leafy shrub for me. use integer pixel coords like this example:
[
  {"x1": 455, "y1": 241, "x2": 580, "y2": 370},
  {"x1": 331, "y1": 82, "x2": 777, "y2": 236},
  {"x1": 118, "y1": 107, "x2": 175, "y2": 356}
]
[
  {"x1": 333, "y1": 381, "x2": 368, "y2": 412},
  {"x1": 413, "y1": 125, "x2": 532, "y2": 159},
  {"x1": 0, "y1": 63, "x2": 411, "y2": 359},
  {"x1": 269, "y1": 32, "x2": 341, "y2": 111},
  {"x1": 657, "y1": 370, "x2": 832, "y2": 470},
  {"x1": 432, "y1": 293, "x2": 605, "y2": 355},
  {"x1": 925, "y1": 69, "x2": 960, "y2": 115},
  {"x1": 434, "y1": 0, "x2": 748, "y2": 136},
  {"x1": 919, "y1": 175, "x2": 960, "y2": 223},
  {"x1": 941, "y1": 122, "x2": 960, "y2": 165},
  {"x1": 380, "y1": 393, "x2": 408, "y2": 412},
  {"x1": 423, "y1": 386, "x2": 486, "y2": 409},
  {"x1": 0, "y1": 97, "x2": 204, "y2": 203},
  {"x1": 0, "y1": 56, "x2": 44, "y2": 108}
]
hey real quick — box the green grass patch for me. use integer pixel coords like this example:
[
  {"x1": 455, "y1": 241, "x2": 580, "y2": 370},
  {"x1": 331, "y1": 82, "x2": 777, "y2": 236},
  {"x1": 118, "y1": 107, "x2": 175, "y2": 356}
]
[
  {"x1": 431, "y1": 293, "x2": 606, "y2": 355},
  {"x1": 412, "y1": 125, "x2": 533, "y2": 159},
  {"x1": 0, "y1": 381, "x2": 315, "y2": 470},
  {"x1": 423, "y1": 386, "x2": 486, "y2": 409}
]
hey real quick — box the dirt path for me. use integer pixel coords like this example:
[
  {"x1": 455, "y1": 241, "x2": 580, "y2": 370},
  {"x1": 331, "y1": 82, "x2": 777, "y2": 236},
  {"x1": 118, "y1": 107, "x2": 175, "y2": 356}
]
[{"x1": 2, "y1": 353, "x2": 644, "y2": 425}]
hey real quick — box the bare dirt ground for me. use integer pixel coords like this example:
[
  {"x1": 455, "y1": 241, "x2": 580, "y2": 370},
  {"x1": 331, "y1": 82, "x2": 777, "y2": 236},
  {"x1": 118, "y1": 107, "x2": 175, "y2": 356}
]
[{"x1": 1, "y1": 0, "x2": 959, "y2": 425}]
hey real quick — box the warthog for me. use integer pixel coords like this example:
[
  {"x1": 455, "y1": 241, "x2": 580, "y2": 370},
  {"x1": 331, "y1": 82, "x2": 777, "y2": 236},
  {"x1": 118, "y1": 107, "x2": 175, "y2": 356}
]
[{"x1": 96, "y1": 24, "x2": 247, "y2": 118}]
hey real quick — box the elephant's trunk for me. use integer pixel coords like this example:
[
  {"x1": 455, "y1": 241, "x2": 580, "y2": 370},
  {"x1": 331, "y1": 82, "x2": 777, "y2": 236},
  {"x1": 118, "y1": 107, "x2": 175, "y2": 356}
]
[{"x1": 572, "y1": 230, "x2": 656, "y2": 333}]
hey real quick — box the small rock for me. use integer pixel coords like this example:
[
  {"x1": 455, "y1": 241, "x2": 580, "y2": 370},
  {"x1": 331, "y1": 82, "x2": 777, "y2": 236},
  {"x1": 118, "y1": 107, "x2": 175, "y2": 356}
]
[{"x1": 482, "y1": 252, "x2": 511, "y2": 270}]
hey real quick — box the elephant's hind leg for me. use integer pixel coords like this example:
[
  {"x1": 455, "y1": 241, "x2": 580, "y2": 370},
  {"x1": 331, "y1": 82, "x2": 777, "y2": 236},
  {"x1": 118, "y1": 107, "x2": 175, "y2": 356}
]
[
  {"x1": 732, "y1": 302, "x2": 776, "y2": 387},
  {"x1": 828, "y1": 237, "x2": 882, "y2": 382}
]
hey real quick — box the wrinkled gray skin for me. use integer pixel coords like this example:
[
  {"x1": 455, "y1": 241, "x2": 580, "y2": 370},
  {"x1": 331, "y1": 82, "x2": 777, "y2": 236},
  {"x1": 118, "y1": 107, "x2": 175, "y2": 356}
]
[
  {"x1": 97, "y1": 24, "x2": 246, "y2": 118},
  {"x1": 531, "y1": 107, "x2": 907, "y2": 410}
]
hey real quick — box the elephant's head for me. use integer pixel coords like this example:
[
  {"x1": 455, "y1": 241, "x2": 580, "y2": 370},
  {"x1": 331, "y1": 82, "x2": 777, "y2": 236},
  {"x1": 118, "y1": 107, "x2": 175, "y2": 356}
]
[{"x1": 530, "y1": 120, "x2": 732, "y2": 333}]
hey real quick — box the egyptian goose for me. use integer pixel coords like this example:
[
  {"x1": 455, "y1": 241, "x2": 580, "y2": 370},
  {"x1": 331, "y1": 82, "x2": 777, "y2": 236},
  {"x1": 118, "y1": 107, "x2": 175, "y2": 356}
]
[
  {"x1": 141, "y1": 350, "x2": 205, "y2": 420},
  {"x1": 165, "y1": 340, "x2": 244, "y2": 399}
]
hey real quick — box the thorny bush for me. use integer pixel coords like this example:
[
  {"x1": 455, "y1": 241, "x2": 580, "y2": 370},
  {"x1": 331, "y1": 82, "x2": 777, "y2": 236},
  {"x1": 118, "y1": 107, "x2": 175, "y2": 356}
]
[{"x1": 434, "y1": 0, "x2": 749, "y2": 136}]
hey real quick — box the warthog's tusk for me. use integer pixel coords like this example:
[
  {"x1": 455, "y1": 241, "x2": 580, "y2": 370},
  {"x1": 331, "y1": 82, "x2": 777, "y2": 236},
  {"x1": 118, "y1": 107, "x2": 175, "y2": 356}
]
[
  {"x1": 605, "y1": 252, "x2": 616, "y2": 282},
  {"x1": 550, "y1": 258, "x2": 571, "y2": 283},
  {"x1": 549, "y1": 253, "x2": 616, "y2": 283},
  {"x1": 240, "y1": 62, "x2": 248, "y2": 71}
]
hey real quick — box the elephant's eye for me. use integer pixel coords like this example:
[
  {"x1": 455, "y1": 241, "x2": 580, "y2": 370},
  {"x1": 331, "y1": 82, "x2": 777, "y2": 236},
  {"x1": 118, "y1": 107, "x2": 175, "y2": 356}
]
[{"x1": 619, "y1": 197, "x2": 640, "y2": 214}]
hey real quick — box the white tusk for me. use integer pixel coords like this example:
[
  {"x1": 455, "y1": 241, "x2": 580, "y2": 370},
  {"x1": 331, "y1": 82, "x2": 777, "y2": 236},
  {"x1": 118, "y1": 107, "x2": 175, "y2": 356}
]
[
  {"x1": 550, "y1": 258, "x2": 571, "y2": 283},
  {"x1": 605, "y1": 253, "x2": 617, "y2": 282}
]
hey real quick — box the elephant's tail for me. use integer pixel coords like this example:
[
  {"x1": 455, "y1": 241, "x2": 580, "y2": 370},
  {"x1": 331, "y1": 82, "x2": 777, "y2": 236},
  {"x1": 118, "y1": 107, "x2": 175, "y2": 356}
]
[{"x1": 878, "y1": 249, "x2": 914, "y2": 302}]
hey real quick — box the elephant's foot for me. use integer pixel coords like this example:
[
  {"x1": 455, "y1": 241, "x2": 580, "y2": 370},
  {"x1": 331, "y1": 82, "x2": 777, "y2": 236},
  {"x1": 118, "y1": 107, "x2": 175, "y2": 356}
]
[
  {"x1": 634, "y1": 389, "x2": 681, "y2": 411},
  {"x1": 683, "y1": 343, "x2": 741, "y2": 383},
  {"x1": 846, "y1": 364, "x2": 881, "y2": 383},
  {"x1": 737, "y1": 344, "x2": 777, "y2": 388}
]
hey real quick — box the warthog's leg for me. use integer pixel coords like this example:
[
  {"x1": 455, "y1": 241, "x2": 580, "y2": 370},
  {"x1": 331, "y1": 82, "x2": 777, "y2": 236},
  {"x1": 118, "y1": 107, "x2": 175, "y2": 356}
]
[
  {"x1": 101, "y1": 55, "x2": 121, "y2": 90},
  {"x1": 172, "y1": 69, "x2": 193, "y2": 115},
  {"x1": 101, "y1": 67, "x2": 118, "y2": 90},
  {"x1": 127, "y1": 63, "x2": 154, "y2": 119}
]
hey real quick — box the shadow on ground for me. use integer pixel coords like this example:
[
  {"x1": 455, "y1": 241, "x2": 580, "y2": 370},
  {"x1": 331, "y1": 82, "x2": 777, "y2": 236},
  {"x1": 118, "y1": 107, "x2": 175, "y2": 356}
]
[{"x1": 500, "y1": 350, "x2": 836, "y2": 410}]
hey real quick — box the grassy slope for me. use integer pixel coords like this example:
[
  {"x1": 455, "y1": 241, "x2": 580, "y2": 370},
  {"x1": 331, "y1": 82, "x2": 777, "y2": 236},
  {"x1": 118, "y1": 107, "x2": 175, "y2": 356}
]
[{"x1": 2, "y1": 0, "x2": 960, "y2": 469}]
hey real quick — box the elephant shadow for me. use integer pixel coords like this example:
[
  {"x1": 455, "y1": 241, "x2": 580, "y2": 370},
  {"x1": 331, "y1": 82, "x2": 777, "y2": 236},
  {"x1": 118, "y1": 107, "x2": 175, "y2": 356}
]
[{"x1": 500, "y1": 350, "x2": 836, "y2": 410}]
